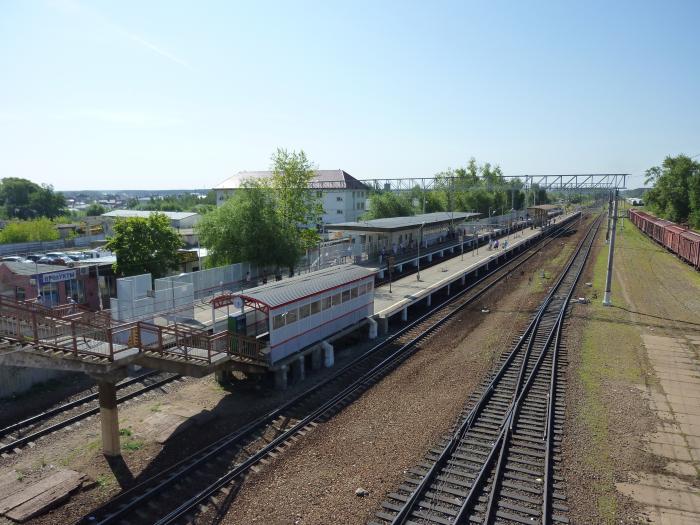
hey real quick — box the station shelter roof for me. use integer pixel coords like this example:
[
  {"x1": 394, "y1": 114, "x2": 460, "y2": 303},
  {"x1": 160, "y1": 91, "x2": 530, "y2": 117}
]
[
  {"x1": 527, "y1": 205, "x2": 561, "y2": 212},
  {"x1": 234, "y1": 264, "x2": 376, "y2": 311},
  {"x1": 326, "y1": 212, "x2": 481, "y2": 233}
]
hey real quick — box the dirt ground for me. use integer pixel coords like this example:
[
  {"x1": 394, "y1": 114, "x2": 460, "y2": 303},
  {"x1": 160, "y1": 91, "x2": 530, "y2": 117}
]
[
  {"x1": 219, "y1": 225, "x2": 586, "y2": 525},
  {"x1": 563, "y1": 213, "x2": 700, "y2": 524}
]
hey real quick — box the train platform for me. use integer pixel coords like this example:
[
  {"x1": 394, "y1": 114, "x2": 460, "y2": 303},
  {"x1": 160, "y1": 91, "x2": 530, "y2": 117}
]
[{"x1": 372, "y1": 211, "x2": 581, "y2": 331}]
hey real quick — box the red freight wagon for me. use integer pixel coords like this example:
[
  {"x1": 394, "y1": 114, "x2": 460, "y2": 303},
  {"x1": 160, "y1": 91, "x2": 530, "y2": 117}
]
[
  {"x1": 663, "y1": 224, "x2": 686, "y2": 254},
  {"x1": 678, "y1": 230, "x2": 700, "y2": 269},
  {"x1": 650, "y1": 217, "x2": 673, "y2": 244}
]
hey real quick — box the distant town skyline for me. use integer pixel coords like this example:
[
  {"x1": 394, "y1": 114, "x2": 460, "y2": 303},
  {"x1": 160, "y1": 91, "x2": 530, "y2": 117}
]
[{"x1": 2, "y1": 1, "x2": 699, "y2": 191}]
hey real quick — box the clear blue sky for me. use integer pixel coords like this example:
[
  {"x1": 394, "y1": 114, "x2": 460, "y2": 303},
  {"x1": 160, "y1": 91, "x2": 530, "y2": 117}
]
[{"x1": 1, "y1": 0, "x2": 698, "y2": 191}]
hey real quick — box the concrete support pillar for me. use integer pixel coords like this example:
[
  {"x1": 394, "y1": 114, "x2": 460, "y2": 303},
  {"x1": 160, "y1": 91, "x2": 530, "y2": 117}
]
[
  {"x1": 398, "y1": 264, "x2": 403, "y2": 272},
  {"x1": 461, "y1": 274, "x2": 465, "y2": 286},
  {"x1": 378, "y1": 269, "x2": 385, "y2": 279},
  {"x1": 401, "y1": 307, "x2": 408, "y2": 322},
  {"x1": 274, "y1": 365, "x2": 289, "y2": 390},
  {"x1": 292, "y1": 355, "x2": 305, "y2": 383},
  {"x1": 98, "y1": 381, "x2": 120, "y2": 457},
  {"x1": 447, "y1": 284, "x2": 451, "y2": 296},
  {"x1": 379, "y1": 316, "x2": 389, "y2": 335},
  {"x1": 414, "y1": 259, "x2": 419, "y2": 268},
  {"x1": 367, "y1": 317, "x2": 378, "y2": 340},
  {"x1": 428, "y1": 254, "x2": 433, "y2": 262},
  {"x1": 215, "y1": 369, "x2": 230, "y2": 384},
  {"x1": 426, "y1": 294, "x2": 432, "y2": 307},
  {"x1": 322, "y1": 341, "x2": 334, "y2": 368},
  {"x1": 439, "y1": 250, "x2": 444, "y2": 257},
  {"x1": 311, "y1": 347, "x2": 323, "y2": 371}
]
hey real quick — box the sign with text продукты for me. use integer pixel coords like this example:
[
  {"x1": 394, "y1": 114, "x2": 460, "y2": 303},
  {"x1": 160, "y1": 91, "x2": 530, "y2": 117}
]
[{"x1": 39, "y1": 269, "x2": 77, "y2": 285}]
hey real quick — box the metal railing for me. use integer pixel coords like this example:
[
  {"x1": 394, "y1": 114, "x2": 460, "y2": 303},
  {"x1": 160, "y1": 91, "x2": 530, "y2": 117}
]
[{"x1": 0, "y1": 296, "x2": 268, "y2": 365}]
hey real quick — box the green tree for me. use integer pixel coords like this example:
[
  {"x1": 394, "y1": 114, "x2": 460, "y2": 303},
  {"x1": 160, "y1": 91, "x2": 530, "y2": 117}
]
[
  {"x1": 645, "y1": 154, "x2": 700, "y2": 227},
  {"x1": 363, "y1": 191, "x2": 415, "y2": 219},
  {"x1": 269, "y1": 148, "x2": 321, "y2": 226},
  {"x1": 268, "y1": 148, "x2": 322, "y2": 266},
  {"x1": 197, "y1": 184, "x2": 297, "y2": 269},
  {"x1": 0, "y1": 218, "x2": 60, "y2": 244},
  {"x1": 105, "y1": 213, "x2": 183, "y2": 278},
  {"x1": 0, "y1": 178, "x2": 65, "y2": 219},
  {"x1": 85, "y1": 203, "x2": 107, "y2": 216}
]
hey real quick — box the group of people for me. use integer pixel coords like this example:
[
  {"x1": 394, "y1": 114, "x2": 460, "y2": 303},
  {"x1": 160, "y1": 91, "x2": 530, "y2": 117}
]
[{"x1": 487, "y1": 238, "x2": 509, "y2": 251}]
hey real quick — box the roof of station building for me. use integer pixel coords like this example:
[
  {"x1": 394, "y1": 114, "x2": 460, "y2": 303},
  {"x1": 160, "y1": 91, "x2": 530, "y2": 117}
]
[
  {"x1": 326, "y1": 212, "x2": 480, "y2": 232},
  {"x1": 214, "y1": 170, "x2": 370, "y2": 191},
  {"x1": 526, "y1": 205, "x2": 561, "y2": 211},
  {"x1": 238, "y1": 264, "x2": 376, "y2": 309}
]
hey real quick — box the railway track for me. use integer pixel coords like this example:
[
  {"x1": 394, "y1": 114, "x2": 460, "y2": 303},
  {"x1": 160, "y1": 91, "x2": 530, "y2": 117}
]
[
  {"x1": 0, "y1": 371, "x2": 181, "y2": 456},
  {"x1": 371, "y1": 214, "x2": 601, "y2": 525},
  {"x1": 80, "y1": 214, "x2": 584, "y2": 525}
]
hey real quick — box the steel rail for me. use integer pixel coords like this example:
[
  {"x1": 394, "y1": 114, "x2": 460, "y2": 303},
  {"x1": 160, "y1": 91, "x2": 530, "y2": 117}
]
[
  {"x1": 0, "y1": 373, "x2": 179, "y2": 455},
  {"x1": 0, "y1": 371, "x2": 162, "y2": 439},
  {"x1": 450, "y1": 217, "x2": 600, "y2": 525},
  {"x1": 388, "y1": 213, "x2": 600, "y2": 525},
  {"x1": 83, "y1": 214, "x2": 583, "y2": 525}
]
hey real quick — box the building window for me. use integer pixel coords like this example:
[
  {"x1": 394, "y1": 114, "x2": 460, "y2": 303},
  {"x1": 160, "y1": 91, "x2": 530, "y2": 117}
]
[
  {"x1": 336, "y1": 196, "x2": 343, "y2": 202},
  {"x1": 273, "y1": 314, "x2": 285, "y2": 329},
  {"x1": 337, "y1": 210, "x2": 343, "y2": 214},
  {"x1": 351, "y1": 286, "x2": 358, "y2": 299},
  {"x1": 310, "y1": 300, "x2": 321, "y2": 315},
  {"x1": 323, "y1": 296, "x2": 332, "y2": 310},
  {"x1": 331, "y1": 293, "x2": 341, "y2": 306},
  {"x1": 15, "y1": 287, "x2": 25, "y2": 301},
  {"x1": 358, "y1": 283, "x2": 366, "y2": 295},
  {"x1": 367, "y1": 280, "x2": 374, "y2": 291},
  {"x1": 342, "y1": 290, "x2": 351, "y2": 302},
  {"x1": 317, "y1": 191, "x2": 323, "y2": 198},
  {"x1": 299, "y1": 304, "x2": 310, "y2": 319},
  {"x1": 286, "y1": 309, "x2": 298, "y2": 324}
]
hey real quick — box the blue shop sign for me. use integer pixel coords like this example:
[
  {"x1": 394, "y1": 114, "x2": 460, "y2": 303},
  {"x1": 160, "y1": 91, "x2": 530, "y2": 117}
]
[{"x1": 38, "y1": 269, "x2": 77, "y2": 286}]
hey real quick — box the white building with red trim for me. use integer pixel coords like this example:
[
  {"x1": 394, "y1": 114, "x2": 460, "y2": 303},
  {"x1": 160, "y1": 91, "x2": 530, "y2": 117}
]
[{"x1": 226, "y1": 264, "x2": 376, "y2": 364}]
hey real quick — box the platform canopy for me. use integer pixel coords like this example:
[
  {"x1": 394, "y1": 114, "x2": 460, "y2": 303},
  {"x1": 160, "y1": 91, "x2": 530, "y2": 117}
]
[
  {"x1": 326, "y1": 212, "x2": 480, "y2": 233},
  {"x1": 527, "y1": 205, "x2": 561, "y2": 212},
  {"x1": 229, "y1": 264, "x2": 377, "y2": 312}
]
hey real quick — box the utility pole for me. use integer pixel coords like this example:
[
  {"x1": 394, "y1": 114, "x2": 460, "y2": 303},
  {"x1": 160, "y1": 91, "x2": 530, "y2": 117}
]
[
  {"x1": 605, "y1": 191, "x2": 613, "y2": 243},
  {"x1": 603, "y1": 190, "x2": 619, "y2": 306}
]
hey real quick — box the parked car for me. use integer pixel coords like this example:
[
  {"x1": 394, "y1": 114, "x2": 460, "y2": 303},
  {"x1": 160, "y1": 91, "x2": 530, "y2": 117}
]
[
  {"x1": 25, "y1": 254, "x2": 42, "y2": 263},
  {"x1": 65, "y1": 251, "x2": 88, "y2": 261},
  {"x1": 0, "y1": 256, "x2": 30, "y2": 263},
  {"x1": 37, "y1": 254, "x2": 73, "y2": 266}
]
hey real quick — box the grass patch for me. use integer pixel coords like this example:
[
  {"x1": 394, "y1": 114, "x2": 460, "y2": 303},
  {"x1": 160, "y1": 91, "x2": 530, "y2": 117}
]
[
  {"x1": 119, "y1": 427, "x2": 132, "y2": 437},
  {"x1": 59, "y1": 438, "x2": 100, "y2": 466},
  {"x1": 149, "y1": 403, "x2": 162, "y2": 412},
  {"x1": 575, "y1": 223, "x2": 648, "y2": 523},
  {"x1": 121, "y1": 439, "x2": 144, "y2": 452},
  {"x1": 96, "y1": 474, "x2": 113, "y2": 490}
]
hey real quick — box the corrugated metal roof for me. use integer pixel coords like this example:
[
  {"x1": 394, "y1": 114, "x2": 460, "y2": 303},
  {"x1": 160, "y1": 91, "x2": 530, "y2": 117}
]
[
  {"x1": 239, "y1": 264, "x2": 376, "y2": 308},
  {"x1": 326, "y1": 212, "x2": 480, "y2": 232},
  {"x1": 527, "y1": 205, "x2": 561, "y2": 211},
  {"x1": 1, "y1": 262, "x2": 70, "y2": 276},
  {"x1": 102, "y1": 210, "x2": 199, "y2": 221},
  {"x1": 214, "y1": 170, "x2": 370, "y2": 191}
]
